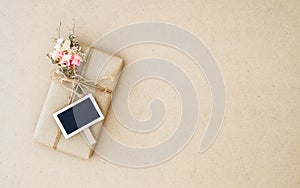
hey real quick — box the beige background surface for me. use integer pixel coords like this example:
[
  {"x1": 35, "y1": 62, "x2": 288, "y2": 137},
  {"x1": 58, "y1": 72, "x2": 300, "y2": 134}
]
[{"x1": 0, "y1": 0, "x2": 299, "y2": 187}]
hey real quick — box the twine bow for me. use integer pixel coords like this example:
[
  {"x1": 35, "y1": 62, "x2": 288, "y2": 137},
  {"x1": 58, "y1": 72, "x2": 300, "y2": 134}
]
[{"x1": 50, "y1": 69, "x2": 114, "y2": 98}]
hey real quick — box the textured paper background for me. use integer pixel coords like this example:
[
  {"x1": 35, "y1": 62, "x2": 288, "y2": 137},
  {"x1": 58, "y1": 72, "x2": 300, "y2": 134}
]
[{"x1": 0, "y1": 0, "x2": 299, "y2": 187}]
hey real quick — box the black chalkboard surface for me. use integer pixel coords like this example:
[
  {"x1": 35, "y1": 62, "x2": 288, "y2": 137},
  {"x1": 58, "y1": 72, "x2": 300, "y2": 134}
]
[{"x1": 53, "y1": 94, "x2": 104, "y2": 139}]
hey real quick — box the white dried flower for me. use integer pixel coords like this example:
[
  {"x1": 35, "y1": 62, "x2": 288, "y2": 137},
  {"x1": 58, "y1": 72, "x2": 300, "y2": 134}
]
[
  {"x1": 54, "y1": 38, "x2": 64, "y2": 50},
  {"x1": 62, "y1": 39, "x2": 71, "y2": 50},
  {"x1": 57, "y1": 38, "x2": 64, "y2": 44},
  {"x1": 50, "y1": 51, "x2": 57, "y2": 60},
  {"x1": 62, "y1": 54, "x2": 72, "y2": 62}
]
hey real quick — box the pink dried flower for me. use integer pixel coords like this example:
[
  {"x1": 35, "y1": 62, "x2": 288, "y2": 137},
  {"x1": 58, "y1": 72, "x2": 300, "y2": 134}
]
[
  {"x1": 71, "y1": 54, "x2": 81, "y2": 67},
  {"x1": 62, "y1": 54, "x2": 72, "y2": 67},
  {"x1": 56, "y1": 50, "x2": 64, "y2": 59}
]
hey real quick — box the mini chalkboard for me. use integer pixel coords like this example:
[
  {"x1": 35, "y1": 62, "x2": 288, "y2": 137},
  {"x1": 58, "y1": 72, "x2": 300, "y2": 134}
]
[{"x1": 53, "y1": 94, "x2": 104, "y2": 140}]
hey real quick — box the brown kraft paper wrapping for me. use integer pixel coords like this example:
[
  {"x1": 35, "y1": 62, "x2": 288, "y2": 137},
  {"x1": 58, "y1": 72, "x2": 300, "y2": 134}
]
[{"x1": 33, "y1": 47, "x2": 124, "y2": 159}]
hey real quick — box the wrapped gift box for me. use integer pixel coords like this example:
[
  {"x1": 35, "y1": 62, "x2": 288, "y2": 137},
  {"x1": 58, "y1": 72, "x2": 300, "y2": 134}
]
[{"x1": 33, "y1": 47, "x2": 124, "y2": 159}]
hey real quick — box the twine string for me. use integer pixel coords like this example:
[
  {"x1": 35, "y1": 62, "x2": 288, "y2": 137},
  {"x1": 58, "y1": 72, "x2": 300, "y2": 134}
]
[{"x1": 50, "y1": 69, "x2": 114, "y2": 150}]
